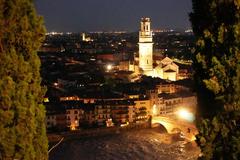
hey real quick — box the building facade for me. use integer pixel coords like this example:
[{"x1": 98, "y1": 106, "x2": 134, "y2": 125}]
[
  {"x1": 94, "y1": 104, "x2": 112, "y2": 127},
  {"x1": 66, "y1": 107, "x2": 84, "y2": 130}
]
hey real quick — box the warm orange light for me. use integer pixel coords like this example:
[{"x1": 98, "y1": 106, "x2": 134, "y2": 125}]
[
  {"x1": 152, "y1": 104, "x2": 157, "y2": 115},
  {"x1": 70, "y1": 125, "x2": 76, "y2": 131},
  {"x1": 191, "y1": 135, "x2": 196, "y2": 141}
]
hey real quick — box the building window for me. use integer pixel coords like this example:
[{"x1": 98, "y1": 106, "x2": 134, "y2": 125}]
[{"x1": 74, "y1": 110, "x2": 78, "y2": 114}]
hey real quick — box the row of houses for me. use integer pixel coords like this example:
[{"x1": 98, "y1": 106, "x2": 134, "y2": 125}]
[
  {"x1": 45, "y1": 99, "x2": 149, "y2": 131},
  {"x1": 46, "y1": 86, "x2": 196, "y2": 131}
]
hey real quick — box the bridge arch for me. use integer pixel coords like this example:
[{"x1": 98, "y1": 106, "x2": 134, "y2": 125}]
[
  {"x1": 151, "y1": 117, "x2": 179, "y2": 134},
  {"x1": 151, "y1": 123, "x2": 168, "y2": 133}
]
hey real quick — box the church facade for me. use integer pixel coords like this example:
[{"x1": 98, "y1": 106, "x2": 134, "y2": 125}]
[{"x1": 153, "y1": 57, "x2": 179, "y2": 81}]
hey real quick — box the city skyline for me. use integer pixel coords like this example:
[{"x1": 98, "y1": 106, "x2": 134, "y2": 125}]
[{"x1": 35, "y1": 0, "x2": 192, "y2": 32}]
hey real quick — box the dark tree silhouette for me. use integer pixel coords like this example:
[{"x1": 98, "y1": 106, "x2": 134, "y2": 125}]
[
  {"x1": 190, "y1": 0, "x2": 240, "y2": 159},
  {"x1": 0, "y1": 0, "x2": 48, "y2": 159}
]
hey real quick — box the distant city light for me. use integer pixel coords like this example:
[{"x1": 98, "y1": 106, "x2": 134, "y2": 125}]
[
  {"x1": 185, "y1": 29, "x2": 193, "y2": 33},
  {"x1": 46, "y1": 32, "x2": 63, "y2": 35}
]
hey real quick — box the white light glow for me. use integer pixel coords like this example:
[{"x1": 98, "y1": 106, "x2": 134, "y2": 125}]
[
  {"x1": 177, "y1": 108, "x2": 195, "y2": 122},
  {"x1": 106, "y1": 64, "x2": 112, "y2": 71}
]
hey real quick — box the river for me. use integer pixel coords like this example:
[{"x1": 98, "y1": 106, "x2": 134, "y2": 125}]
[{"x1": 49, "y1": 128, "x2": 200, "y2": 160}]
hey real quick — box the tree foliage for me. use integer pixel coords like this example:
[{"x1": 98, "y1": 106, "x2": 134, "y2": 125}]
[
  {"x1": 0, "y1": 0, "x2": 48, "y2": 159},
  {"x1": 190, "y1": 0, "x2": 240, "y2": 159}
]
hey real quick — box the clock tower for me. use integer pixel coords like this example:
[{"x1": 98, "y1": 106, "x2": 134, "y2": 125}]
[{"x1": 138, "y1": 18, "x2": 153, "y2": 73}]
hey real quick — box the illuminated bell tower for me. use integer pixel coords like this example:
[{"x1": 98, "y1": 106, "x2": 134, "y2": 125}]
[{"x1": 139, "y1": 17, "x2": 153, "y2": 72}]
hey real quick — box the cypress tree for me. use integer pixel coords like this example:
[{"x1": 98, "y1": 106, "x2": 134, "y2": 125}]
[
  {"x1": 0, "y1": 0, "x2": 48, "y2": 159},
  {"x1": 190, "y1": 0, "x2": 240, "y2": 159}
]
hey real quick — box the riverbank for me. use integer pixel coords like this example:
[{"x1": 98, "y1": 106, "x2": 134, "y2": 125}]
[{"x1": 48, "y1": 122, "x2": 151, "y2": 146}]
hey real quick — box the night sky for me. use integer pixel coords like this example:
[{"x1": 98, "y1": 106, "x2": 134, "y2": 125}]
[{"x1": 35, "y1": 0, "x2": 192, "y2": 32}]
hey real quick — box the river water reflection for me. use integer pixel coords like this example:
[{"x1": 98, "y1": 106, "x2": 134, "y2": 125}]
[{"x1": 50, "y1": 128, "x2": 200, "y2": 160}]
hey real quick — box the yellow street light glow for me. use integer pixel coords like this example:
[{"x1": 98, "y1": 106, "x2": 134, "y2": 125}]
[
  {"x1": 191, "y1": 135, "x2": 196, "y2": 141},
  {"x1": 177, "y1": 108, "x2": 195, "y2": 122},
  {"x1": 152, "y1": 104, "x2": 158, "y2": 115},
  {"x1": 70, "y1": 125, "x2": 76, "y2": 131}
]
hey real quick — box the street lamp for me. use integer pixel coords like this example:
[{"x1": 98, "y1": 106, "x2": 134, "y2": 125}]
[{"x1": 106, "y1": 64, "x2": 112, "y2": 71}]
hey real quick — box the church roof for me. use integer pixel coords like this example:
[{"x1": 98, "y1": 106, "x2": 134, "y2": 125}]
[
  {"x1": 161, "y1": 56, "x2": 173, "y2": 65},
  {"x1": 162, "y1": 62, "x2": 178, "y2": 69}
]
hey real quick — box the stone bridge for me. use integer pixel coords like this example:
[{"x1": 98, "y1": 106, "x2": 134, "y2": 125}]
[{"x1": 151, "y1": 116, "x2": 198, "y2": 141}]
